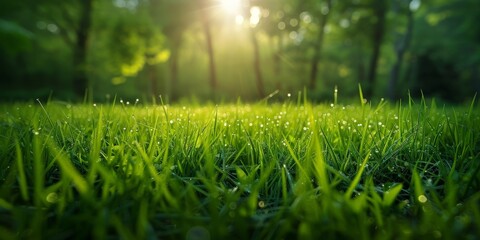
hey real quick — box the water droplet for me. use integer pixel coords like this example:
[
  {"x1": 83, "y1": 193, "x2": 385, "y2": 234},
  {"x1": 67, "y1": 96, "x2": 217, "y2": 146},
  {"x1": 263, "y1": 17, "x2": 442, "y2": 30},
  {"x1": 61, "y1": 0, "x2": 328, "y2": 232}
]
[
  {"x1": 418, "y1": 195, "x2": 428, "y2": 203},
  {"x1": 46, "y1": 192, "x2": 59, "y2": 203}
]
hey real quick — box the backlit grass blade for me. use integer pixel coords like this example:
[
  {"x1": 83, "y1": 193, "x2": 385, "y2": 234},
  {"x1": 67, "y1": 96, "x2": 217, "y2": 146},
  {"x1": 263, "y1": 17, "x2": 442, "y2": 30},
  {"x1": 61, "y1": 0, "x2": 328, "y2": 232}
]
[
  {"x1": 32, "y1": 125, "x2": 45, "y2": 205},
  {"x1": 282, "y1": 137, "x2": 308, "y2": 179},
  {"x1": 312, "y1": 130, "x2": 330, "y2": 196},
  {"x1": 46, "y1": 138, "x2": 89, "y2": 196},
  {"x1": 412, "y1": 169, "x2": 426, "y2": 204},
  {"x1": 88, "y1": 108, "x2": 103, "y2": 183},
  {"x1": 15, "y1": 138, "x2": 29, "y2": 201},
  {"x1": 383, "y1": 183, "x2": 403, "y2": 206},
  {"x1": 467, "y1": 93, "x2": 477, "y2": 118},
  {"x1": 345, "y1": 152, "x2": 370, "y2": 199},
  {"x1": 358, "y1": 84, "x2": 365, "y2": 107}
]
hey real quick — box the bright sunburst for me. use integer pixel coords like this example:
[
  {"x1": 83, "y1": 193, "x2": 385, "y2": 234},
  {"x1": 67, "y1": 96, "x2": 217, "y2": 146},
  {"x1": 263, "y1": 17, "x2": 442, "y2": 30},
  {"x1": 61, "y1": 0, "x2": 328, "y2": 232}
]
[{"x1": 220, "y1": 0, "x2": 243, "y2": 15}]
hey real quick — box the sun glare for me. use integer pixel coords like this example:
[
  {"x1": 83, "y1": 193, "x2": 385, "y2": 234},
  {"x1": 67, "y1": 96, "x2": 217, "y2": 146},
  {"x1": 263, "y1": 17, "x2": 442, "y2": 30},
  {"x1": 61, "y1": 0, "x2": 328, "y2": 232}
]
[
  {"x1": 220, "y1": 0, "x2": 242, "y2": 14},
  {"x1": 249, "y1": 6, "x2": 261, "y2": 27},
  {"x1": 235, "y1": 15, "x2": 244, "y2": 25},
  {"x1": 220, "y1": 0, "x2": 246, "y2": 26}
]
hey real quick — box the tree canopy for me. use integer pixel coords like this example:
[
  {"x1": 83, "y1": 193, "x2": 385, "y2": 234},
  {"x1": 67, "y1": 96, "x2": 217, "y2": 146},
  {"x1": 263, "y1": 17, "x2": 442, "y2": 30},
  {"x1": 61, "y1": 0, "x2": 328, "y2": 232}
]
[{"x1": 0, "y1": 0, "x2": 478, "y2": 102}]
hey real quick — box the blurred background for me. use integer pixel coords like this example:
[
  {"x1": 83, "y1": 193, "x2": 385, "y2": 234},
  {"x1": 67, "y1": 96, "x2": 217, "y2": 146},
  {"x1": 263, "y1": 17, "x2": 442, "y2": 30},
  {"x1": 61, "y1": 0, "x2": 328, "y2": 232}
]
[{"x1": 0, "y1": 0, "x2": 479, "y2": 103}]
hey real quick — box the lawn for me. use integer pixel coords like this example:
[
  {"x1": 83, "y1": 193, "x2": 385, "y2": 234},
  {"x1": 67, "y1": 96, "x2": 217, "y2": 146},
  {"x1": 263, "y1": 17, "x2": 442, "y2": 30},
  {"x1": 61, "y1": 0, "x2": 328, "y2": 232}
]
[{"x1": 0, "y1": 96, "x2": 479, "y2": 239}]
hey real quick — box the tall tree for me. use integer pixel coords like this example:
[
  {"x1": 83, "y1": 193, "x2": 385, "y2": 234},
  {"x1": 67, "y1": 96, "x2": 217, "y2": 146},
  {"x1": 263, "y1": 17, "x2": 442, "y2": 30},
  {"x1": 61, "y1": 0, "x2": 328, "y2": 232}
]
[
  {"x1": 250, "y1": 27, "x2": 266, "y2": 98},
  {"x1": 150, "y1": 0, "x2": 193, "y2": 101},
  {"x1": 309, "y1": 0, "x2": 332, "y2": 90},
  {"x1": 364, "y1": 0, "x2": 388, "y2": 99},
  {"x1": 247, "y1": 2, "x2": 266, "y2": 98},
  {"x1": 198, "y1": 0, "x2": 218, "y2": 98},
  {"x1": 255, "y1": 0, "x2": 288, "y2": 90},
  {"x1": 388, "y1": 0, "x2": 415, "y2": 100},
  {"x1": 28, "y1": 0, "x2": 95, "y2": 99},
  {"x1": 73, "y1": 0, "x2": 93, "y2": 98}
]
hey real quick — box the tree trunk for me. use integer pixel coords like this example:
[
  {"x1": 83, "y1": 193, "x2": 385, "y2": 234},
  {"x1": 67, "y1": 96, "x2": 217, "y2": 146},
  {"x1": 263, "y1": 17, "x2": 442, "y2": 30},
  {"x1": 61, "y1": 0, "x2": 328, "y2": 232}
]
[
  {"x1": 309, "y1": 0, "x2": 332, "y2": 90},
  {"x1": 148, "y1": 64, "x2": 158, "y2": 98},
  {"x1": 365, "y1": 0, "x2": 387, "y2": 100},
  {"x1": 169, "y1": 40, "x2": 180, "y2": 102},
  {"x1": 273, "y1": 33, "x2": 284, "y2": 90},
  {"x1": 73, "y1": 0, "x2": 93, "y2": 99},
  {"x1": 202, "y1": 17, "x2": 218, "y2": 97},
  {"x1": 251, "y1": 30, "x2": 266, "y2": 98},
  {"x1": 388, "y1": 2, "x2": 414, "y2": 101}
]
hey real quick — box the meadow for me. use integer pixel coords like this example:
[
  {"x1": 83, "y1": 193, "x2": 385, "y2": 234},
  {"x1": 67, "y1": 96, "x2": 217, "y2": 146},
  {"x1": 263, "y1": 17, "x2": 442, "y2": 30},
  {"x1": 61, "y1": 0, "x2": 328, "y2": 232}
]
[{"x1": 0, "y1": 95, "x2": 479, "y2": 239}]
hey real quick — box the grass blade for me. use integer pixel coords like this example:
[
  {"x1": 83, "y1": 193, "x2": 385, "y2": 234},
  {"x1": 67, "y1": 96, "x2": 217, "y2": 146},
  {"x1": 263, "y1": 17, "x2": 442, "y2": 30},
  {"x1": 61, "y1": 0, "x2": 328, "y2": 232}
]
[
  {"x1": 15, "y1": 138, "x2": 29, "y2": 201},
  {"x1": 345, "y1": 152, "x2": 370, "y2": 199},
  {"x1": 46, "y1": 138, "x2": 89, "y2": 197}
]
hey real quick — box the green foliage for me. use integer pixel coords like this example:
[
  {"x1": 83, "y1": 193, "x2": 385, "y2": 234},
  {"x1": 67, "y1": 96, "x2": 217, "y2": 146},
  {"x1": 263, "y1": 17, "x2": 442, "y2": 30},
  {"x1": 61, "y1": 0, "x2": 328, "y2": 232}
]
[
  {"x1": 0, "y1": 0, "x2": 478, "y2": 102},
  {"x1": 107, "y1": 7, "x2": 169, "y2": 78},
  {"x1": 0, "y1": 19, "x2": 33, "y2": 55},
  {"x1": 0, "y1": 98, "x2": 479, "y2": 239}
]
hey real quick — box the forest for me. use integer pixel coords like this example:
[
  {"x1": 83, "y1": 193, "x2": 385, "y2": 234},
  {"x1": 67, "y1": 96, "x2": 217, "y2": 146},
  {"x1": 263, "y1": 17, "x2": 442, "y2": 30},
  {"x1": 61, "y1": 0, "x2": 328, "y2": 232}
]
[{"x1": 1, "y1": 0, "x2": 479, "y2": 103}]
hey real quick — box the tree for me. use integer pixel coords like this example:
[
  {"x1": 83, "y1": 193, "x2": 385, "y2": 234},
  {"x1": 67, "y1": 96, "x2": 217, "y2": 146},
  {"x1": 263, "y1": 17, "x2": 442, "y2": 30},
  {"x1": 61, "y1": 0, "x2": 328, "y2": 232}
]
[
  {"x1": 24, "y1": 0, "x2": 95, "y2": 98},
  {"x1": 106, "y1": 3, "x2": 169, "y2": 98},
  {"x1": 73, "y1": 0, "x2": 93, "y2": 98},
  {"x1": 364, "y1": 0, "x2": 388, "y2": 99},
  {"x1": 388, "y1": 0, "x2": 415, "y2": 100},
  {"x1": 308, "y1": 0, "x2": 332, "y2": 90},
  {"x1": 410, "y1": 0, "x2": 480, "y2": 101},
  {"x1": 198, "y1": 0, "x2": 218, "y2": 98},
  {"x1": 150, "y1": 0, "x2": 195, "y2": 101},
  {"x1": 246, "y1": 2, "x2": 267, "y2": 98},
  {"x1": 250, "y1": 18, "x2": 266, "y2": 98}
]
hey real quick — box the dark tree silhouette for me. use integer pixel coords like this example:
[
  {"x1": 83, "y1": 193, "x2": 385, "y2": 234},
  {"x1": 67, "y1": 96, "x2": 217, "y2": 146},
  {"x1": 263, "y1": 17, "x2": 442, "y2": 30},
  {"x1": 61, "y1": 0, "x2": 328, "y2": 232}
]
[
  {"x1": 73, "y1": 0, "x2": 93, "y2": 99},
  {"x1": 388, "y1": 0, "x2": 414, "y2": 101},
  {"x1": 365, "y1": 0, "x2": 387, "y2": 99},
  {"x1": 251, "y1": 28, "x2": 266, "y2": 98},
  {"x1": 198, "y1": 0, "x2": 218, "y2": 97},
  {"x1": 309, "y1": 0, "x2": 332, "y2": 90}
]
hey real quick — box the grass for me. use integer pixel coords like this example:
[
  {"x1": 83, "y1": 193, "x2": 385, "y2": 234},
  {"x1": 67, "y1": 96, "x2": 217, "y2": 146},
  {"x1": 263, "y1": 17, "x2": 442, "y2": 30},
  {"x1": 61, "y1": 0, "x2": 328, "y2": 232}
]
[{"x1": 0, "y1": 95, "x2": 479, "y2": 239}]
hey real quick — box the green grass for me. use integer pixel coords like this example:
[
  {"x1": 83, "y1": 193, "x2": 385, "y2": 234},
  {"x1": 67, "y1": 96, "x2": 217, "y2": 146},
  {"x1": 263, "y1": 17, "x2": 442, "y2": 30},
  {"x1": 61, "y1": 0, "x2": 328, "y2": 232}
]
[{"x1": 0, "y1": 97, "x2": 479, "y2": 239}]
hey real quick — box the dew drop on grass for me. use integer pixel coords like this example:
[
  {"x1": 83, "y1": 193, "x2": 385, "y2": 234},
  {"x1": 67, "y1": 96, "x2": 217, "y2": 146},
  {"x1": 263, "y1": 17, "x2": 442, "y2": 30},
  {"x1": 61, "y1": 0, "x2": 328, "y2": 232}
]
[
  {"x1": 418, "y1": 195, "x2": 428, "y2": 203},
  {"x1": 46, "y1": 192, "x2": 59, "y2": 203}
]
